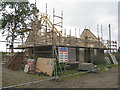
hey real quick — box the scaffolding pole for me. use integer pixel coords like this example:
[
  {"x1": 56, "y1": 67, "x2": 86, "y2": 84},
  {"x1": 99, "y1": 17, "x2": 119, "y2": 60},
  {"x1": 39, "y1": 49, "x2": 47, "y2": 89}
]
[{"x1": 108, "y1": 24, "x2": 111, "y2": 53}]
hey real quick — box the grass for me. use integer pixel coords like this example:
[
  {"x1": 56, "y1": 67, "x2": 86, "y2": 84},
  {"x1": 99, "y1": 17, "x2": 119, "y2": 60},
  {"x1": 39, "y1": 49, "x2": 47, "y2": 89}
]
[
  {"x1": 107, "y1": 64, "x2": 120, "y2": 67},
  {"x1": 57, "y1": 70, "x2": 78, "y2": 76},
  {"x1": 96, "y1": 64, "x2": 120, "y2": 71},
  {"x1": 60, "y1": 64, "x2": 120, "y2": 80}
]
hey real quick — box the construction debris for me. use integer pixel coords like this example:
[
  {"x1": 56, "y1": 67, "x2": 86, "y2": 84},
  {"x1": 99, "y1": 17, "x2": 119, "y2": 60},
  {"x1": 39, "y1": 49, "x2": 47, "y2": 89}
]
[{"x1": 24, "y1": 59, "x2": 35, "y2": 73}]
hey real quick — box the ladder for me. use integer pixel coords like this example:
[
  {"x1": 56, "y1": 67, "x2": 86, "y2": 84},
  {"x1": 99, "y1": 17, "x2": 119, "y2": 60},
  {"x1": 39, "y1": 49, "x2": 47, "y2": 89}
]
[{"x1": 108, "y1": 52, "x2": 118, "y2": 65}]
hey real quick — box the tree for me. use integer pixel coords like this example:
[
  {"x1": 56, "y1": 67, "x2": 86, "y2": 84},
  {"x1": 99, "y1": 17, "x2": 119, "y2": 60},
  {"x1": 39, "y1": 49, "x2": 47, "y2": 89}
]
[{"x1": 0, "y1": 0, "x2": 39, "y2": 53}]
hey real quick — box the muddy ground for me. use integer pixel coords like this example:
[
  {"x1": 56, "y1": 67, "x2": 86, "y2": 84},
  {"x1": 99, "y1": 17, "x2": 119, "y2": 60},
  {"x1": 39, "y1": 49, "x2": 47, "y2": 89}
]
[{"x1": 2, "y1": 65, "x2": 119, "y2": 88}]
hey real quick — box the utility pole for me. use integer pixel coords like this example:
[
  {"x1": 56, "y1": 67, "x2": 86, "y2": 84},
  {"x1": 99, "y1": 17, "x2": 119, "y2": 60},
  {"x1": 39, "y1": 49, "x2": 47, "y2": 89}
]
[{"x1": 108, "y1": 24, "x2": 111, "y2": 53}]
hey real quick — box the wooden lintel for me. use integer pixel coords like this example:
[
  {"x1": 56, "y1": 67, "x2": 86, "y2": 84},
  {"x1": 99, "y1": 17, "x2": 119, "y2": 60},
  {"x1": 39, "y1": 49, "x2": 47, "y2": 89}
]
[
  {"x1": 16, "y1": 28, "x2": 33, "y2": 33},
  {"x1": 33, "y1": 51, "x2": 52, "y2": 53}
]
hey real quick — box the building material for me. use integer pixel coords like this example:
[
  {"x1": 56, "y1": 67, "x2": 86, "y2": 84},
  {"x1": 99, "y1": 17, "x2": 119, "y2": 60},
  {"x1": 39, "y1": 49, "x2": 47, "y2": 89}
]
[
  {"x1": 16, "y1": 28, "x2": 33, "y2": 33},
  {"x1": 24, "y1": 64, "x2": 29, "y2": 72},
  {"x1": 78, "y1": 62, "x2": 95, "y2": 71},
  {"x1": 24, "y1": 59, "x2": 35, "y2": 73},
  {"x1": 33, "y1": 51, "x2": 52, "y2": 53},
  {"x1": 27, "y1": 59, "x2": 35, "y2": 73},
  {"x1": 35, "y1": 58, "x2": 55, "y2": 76}
]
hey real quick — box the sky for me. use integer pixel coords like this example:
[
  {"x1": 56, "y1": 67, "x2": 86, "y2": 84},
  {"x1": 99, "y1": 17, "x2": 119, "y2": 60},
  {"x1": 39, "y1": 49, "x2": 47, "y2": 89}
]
[
  {"x1": 0, "y1": 0, "x2": 119, "y2": 51},
  {"x1": 29, "y1": 0, "x2": 118, "y2": 43},
  {"x1": 29, "y1": 0, "x2": 118, "y2": 44},
  {"x1": 118, "y1": 2, "x2": 120, "y2": 46}
]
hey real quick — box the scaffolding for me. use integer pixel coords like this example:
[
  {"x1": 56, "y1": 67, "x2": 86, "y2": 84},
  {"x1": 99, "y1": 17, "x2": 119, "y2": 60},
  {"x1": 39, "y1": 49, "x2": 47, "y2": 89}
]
[{"x1": 1, "y1": 3, "x2": 118, "y2": 77}]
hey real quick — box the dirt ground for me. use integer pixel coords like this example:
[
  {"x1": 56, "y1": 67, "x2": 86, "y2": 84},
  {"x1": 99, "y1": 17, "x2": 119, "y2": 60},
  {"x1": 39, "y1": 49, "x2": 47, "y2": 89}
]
[
  {"x1": 20, "y1": 67, "x2": 118, "y2": 88},
  {"x1": 2, "y1": 64, "x2": 119, "y2": 88},
  {"x1": 2, "y1": 65, "x2": 50, "y2": 87},
  {"x1": 0, "y1": 64, "x2": 2, "y2": 89}
]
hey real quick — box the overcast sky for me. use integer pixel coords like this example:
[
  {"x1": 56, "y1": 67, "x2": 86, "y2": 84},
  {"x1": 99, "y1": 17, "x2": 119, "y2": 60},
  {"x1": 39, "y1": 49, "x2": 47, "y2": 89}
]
[
  {"x1": 0, "y1": 0, "x2": 119, "y2": 51},
  {"x1": 30, "y1": 0, "x2": 118, "y2": 45},
  {"x1": 29, "y1": 0, "x2": 118, "y2": 39}
]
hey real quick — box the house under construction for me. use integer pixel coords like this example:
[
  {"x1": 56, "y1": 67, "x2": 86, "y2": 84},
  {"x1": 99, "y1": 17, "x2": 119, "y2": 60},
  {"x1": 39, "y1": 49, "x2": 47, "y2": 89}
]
[{"x1": 6, "y1": 9, "x2": 118, "y2": 76}]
